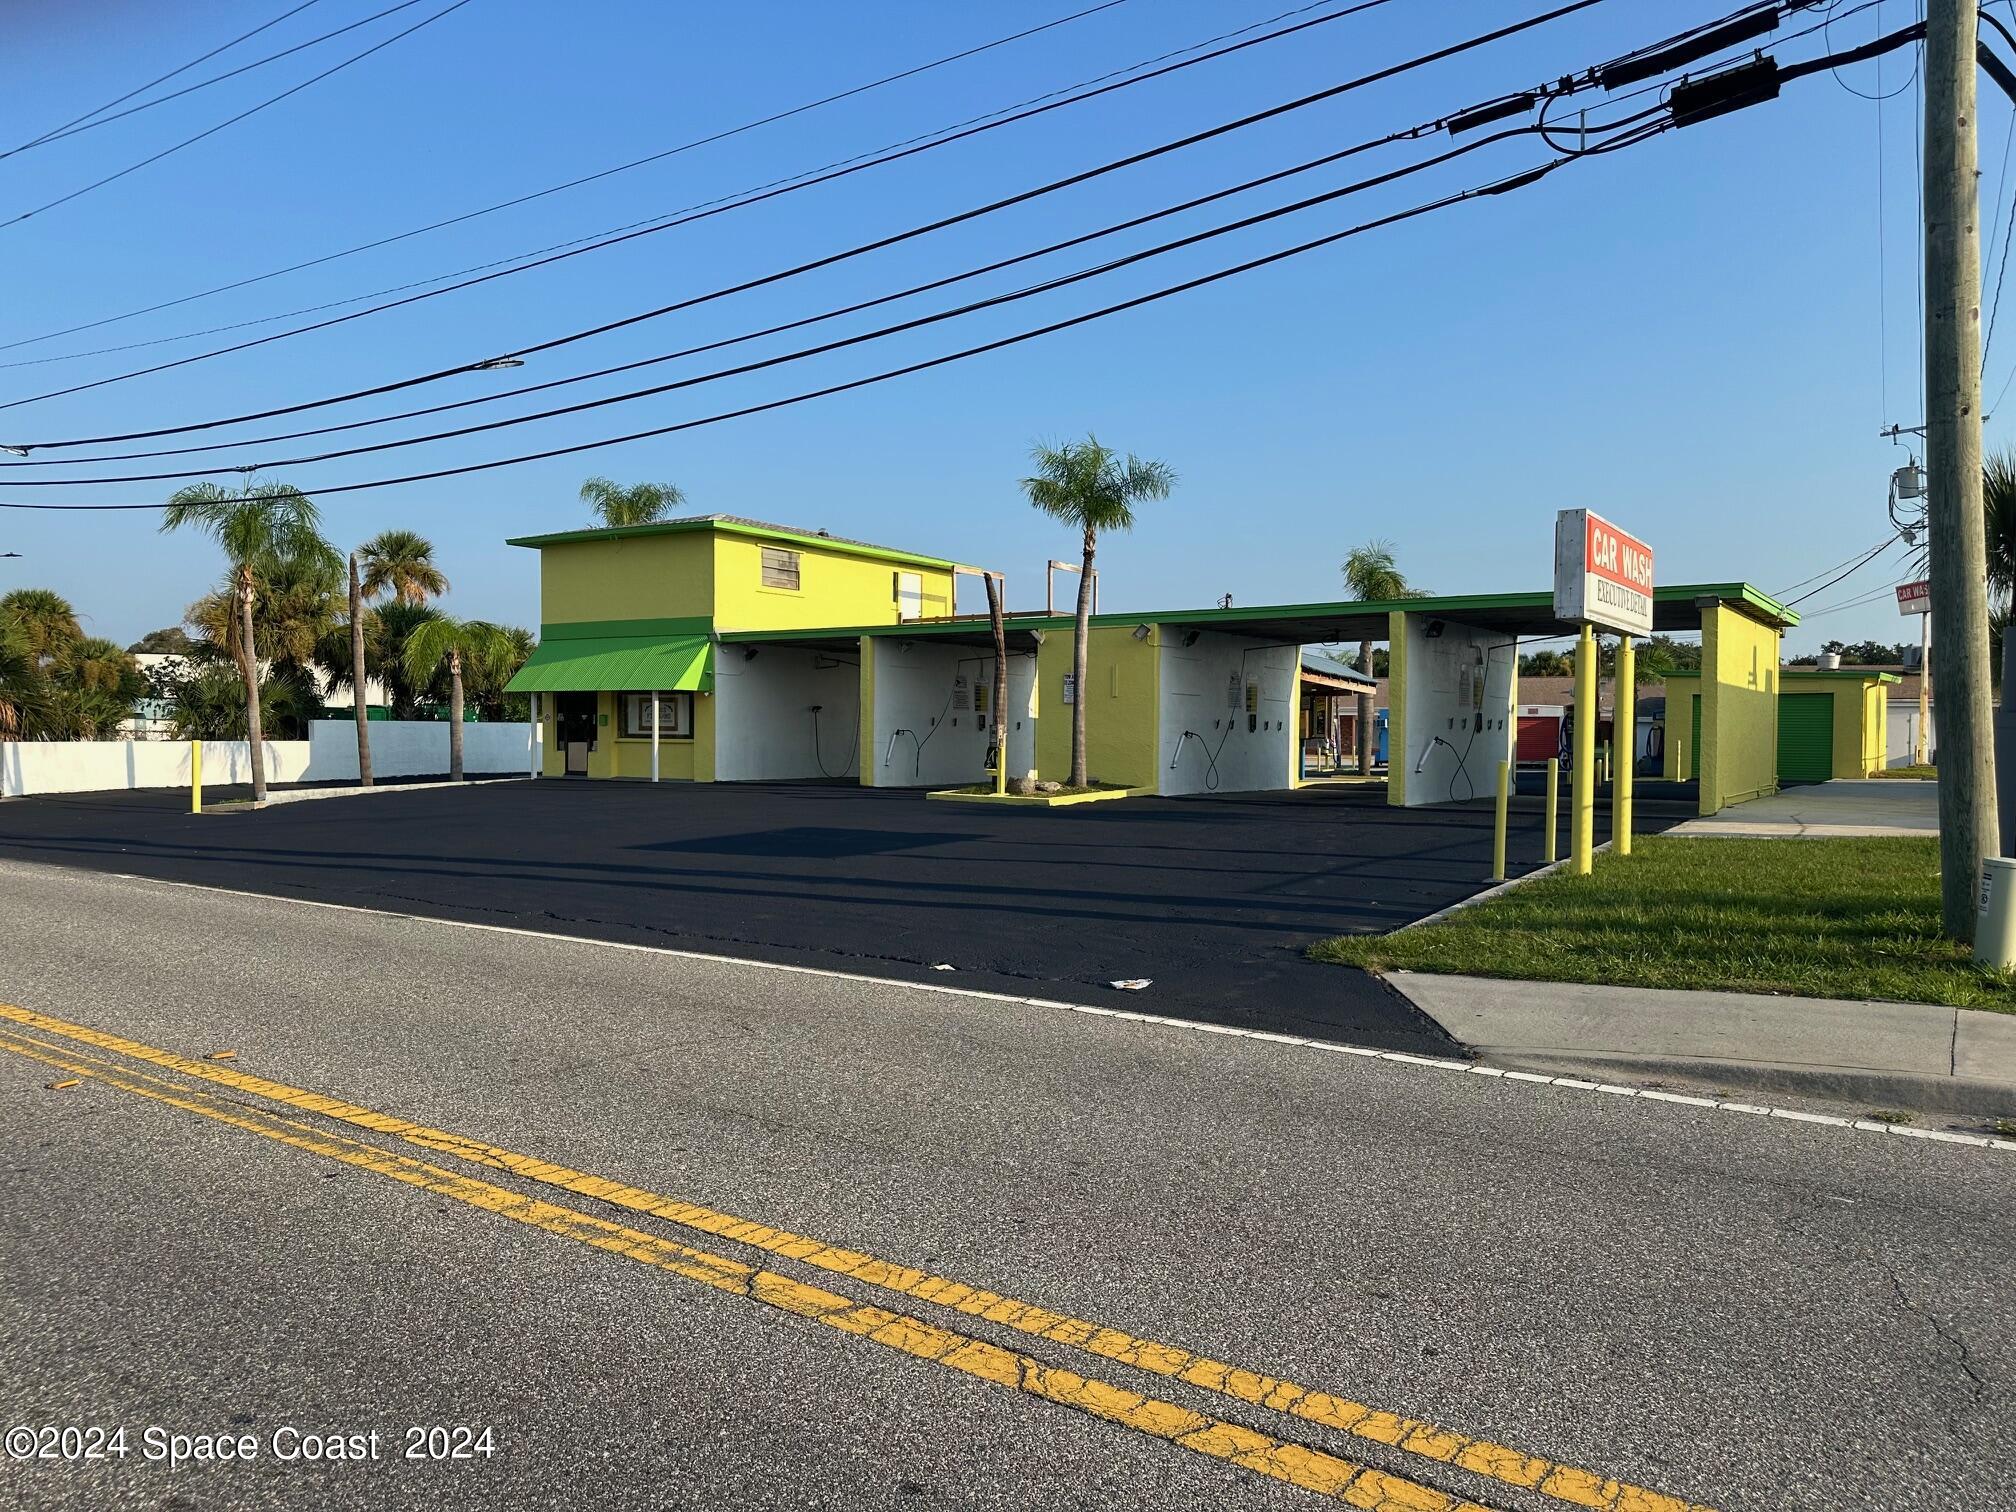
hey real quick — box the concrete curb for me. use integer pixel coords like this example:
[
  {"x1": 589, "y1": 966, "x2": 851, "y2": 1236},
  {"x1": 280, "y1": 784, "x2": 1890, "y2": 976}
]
[
  {"x1": 1394, "y1": 843, "x2": 1611, "y2": 932},
  {"x1": 1461, "y1": 1048, "x2": 2016, "y2": 1118},
  {"x1": 1386, "y1": 971, "x2": 2016, "y2": 1119},
  {"x1": 251, "y1": 776, "x2": 529, "y2": 808}
]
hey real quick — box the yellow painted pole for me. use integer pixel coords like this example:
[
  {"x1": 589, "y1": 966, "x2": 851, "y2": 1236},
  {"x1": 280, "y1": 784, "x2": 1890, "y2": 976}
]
[
  {"x1": 1544, "y1": 755, "x2": 1559, "y2": 863},
  {"x1": 994, "y1": 678, "x2": 1008, "y2": 797},
  {"x1": 1614, "y1": 636, "x2": 1636, "y2": 856},
  {"x1": 1572, "y1": 623, "x2": 1596, "y2": 874},
  {"x1": 1490, "y1": 760, "x2": 1509, "y2": 881},
  {"x1": 190, "y1": 739, "x2": 202, "y2": 814}
]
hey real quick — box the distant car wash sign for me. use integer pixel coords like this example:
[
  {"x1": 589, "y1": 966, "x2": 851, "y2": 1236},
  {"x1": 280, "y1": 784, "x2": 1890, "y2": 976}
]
[
  {"x1": 1554, "y1": 508, "x2": 1654, "y2": 636},
  {"x1": 1896, "y1": 579, "x2": 1931, "y2": 616}
]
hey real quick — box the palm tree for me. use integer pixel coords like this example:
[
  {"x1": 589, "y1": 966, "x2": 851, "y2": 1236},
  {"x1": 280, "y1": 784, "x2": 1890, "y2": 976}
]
[
  {"x1": 404, "y1": 616, "x2": 517, "y2": 781},
  {"x1": 161, "y1": 480, "x2": 334, "y2": 803},
  {"x1": 0, "y1": 614, "x2": 41, "y2": 739},
  {"x1": 1340, "y1": 540, "x2": 1426, "y2": 775},
  {"x1": 165, "y1": 662, "x2": 316, "y2": 741},
  {"x1": 50, "y1": 636, "x2": 147, "y2": 738},
  {"x1": 357, "y1": 528, "x2": 448, "y2": 606},
  {"x1": 1021, "y1": 435, "x2": 1176, "y2": 787},
  {"x1": 580, "y1": 476, "x2": 687, "y2": 528},
  {"x1": 0, "y1": 587, "x2": 82, "y2": 665},
  {"x1": 463, "y1": 623, "x2": 535, "y2": 721}
]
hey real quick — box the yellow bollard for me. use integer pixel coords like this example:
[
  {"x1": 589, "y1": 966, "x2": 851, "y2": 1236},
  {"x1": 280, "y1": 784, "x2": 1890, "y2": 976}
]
[
  {"x1": 1544, "y1": 755, "x2": 1559, "y2": 863},
  {"x1": 1571, "y1": 624, "x2": 1596, "y2": 874},
  {"x1": 1614, "y1": 636, "x2": 1636, "y2": 856},
  {"x1": 1490, "y1": 760, "x2": 1510, "y2": 881},
  {"x1": 190, "y1": 739, "x2": 203, "y2": 814}
]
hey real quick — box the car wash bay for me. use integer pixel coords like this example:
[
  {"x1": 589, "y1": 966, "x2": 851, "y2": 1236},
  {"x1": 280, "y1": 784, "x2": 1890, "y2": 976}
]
[{"x1": 0, "y1": 779, "x2": 1679, "y2": 1053}]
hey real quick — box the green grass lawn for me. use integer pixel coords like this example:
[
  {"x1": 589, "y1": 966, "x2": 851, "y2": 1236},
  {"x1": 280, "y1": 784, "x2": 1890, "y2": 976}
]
[
  {"x1": 1870, "y1": 765, "x2": 1936, "y2": 780},
  {"x1": 1310, "y1": 836, "x2": 2016, "y2": 1010}
]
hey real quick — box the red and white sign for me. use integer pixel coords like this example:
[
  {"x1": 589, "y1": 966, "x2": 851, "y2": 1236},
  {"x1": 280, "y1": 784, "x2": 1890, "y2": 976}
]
[
  {"x1": 1554, "y1": 508, "x2": 1655, "y2": 636},
  {"x1": 1896, "y1": 579, "x2": 1931, "y2": 616}
]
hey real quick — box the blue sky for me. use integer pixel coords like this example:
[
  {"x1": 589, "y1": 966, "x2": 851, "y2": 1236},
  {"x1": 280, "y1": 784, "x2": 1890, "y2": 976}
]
[{"x1": 0, "y1": 0, "x2": 1985, "y2": 654}]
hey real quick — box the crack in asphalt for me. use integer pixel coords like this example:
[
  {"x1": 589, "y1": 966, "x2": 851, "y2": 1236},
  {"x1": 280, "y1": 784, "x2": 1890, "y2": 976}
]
[{"x1": 1887, "y1": 1267, "x2": 1990, "y2": 1427}]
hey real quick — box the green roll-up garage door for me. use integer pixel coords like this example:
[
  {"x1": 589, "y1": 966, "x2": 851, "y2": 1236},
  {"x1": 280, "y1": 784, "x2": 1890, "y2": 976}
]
[{"x1": 1778, "y1": 692, "x2": 1833, "y2": 783}]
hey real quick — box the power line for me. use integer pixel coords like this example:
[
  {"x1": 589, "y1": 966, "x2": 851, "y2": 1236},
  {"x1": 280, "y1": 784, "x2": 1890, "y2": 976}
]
[
  {"x1": 0, "y1": 0, "x2": 479, "y2": 231},
  {"x1": 5, "y1": 122, "x2": 1640, "y2": 488},
  {"x1": 0, "y1": 0, "x2": 1838, "y2": 510},
  {"x1": 1798, "y1": 574, "x2": 1916, "y2": 618},
  {"x1": 0, "y1": 0, "x2": 1419, "y2": 411},
  {"x1": 6, "y1": 0, "x2": 326, "y2": 156},
  {"x1": 6, "y1": 122, "x2": 1531, "y2": 467},
  {"x1": 0, "y1": 0, "x2": 1616, "y2": 443},
  {"x1": 1773, "y1": 534, "x2": 1899, "y2": 594},
  {"x1": 0, "y1": 149, "x2": 1627, "y2": 512},
  {"x1": 1782, "y1": 535, "x2": 1901, "y2": 605},
  {"x1": 1, "y1": 0, "x2": 435, "y2": 161},
  {"x1": 0, "y1": 0, "x2": 1273, "y2": 357}
]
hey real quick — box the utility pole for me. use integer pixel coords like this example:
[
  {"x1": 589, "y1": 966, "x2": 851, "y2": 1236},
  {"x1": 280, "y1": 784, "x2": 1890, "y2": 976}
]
[{"x1": 1926, "y1": 0, "x2": 2000, "y2": 936}]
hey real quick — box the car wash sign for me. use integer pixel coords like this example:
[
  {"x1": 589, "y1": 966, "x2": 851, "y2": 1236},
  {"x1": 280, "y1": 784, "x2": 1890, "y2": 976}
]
[{"x1": 1554, "y1": 508, "x2": 1654, "y2": 636}]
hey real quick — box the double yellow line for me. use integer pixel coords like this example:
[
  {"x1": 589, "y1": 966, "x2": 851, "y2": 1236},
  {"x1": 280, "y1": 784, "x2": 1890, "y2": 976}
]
[{"x1": 0, "y1": 1002, "x2": 1708, "y2": 1512}]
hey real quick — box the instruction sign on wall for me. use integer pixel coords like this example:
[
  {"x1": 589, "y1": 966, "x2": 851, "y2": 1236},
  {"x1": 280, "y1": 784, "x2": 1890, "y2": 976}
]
[{"x1": 1554, "y1": 508, "x2": 1654, "y2": 636}]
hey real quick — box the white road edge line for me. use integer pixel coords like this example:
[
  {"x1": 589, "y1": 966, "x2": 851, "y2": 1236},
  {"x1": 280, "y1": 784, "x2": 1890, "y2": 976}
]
[{"x1": 50, "y1": 864, "x2": 2016, "y2": 1159}]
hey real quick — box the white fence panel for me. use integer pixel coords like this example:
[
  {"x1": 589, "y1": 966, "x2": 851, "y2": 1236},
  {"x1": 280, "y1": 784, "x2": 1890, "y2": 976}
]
[
  {"x1": 303, "y1": 721, "x2": 532, "y2": 780},
  {"x1": 0, "y1": 739, "x2": 308, "y2": 798},
  {"x1": 0, "y1": 722, "x2": 530, "y2": 797}
]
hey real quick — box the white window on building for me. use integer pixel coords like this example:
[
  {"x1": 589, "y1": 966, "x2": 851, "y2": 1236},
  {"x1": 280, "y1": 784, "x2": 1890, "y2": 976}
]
[
  {"x1": 761, "y1": 546, "x2": 801, "y2": 590},
  {"x1": 619, "y1": 692, "x2": 694, "y2": 738}
]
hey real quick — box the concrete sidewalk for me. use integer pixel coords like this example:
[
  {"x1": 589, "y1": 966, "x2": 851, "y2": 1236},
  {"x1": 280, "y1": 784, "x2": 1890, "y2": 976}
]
[
  {"x1": 1391, "y1": 971, "x2": 2016, "y2": 1115},
  {"x1": 1669, "y1": 778, "x2": 1937, "y2": 838}
]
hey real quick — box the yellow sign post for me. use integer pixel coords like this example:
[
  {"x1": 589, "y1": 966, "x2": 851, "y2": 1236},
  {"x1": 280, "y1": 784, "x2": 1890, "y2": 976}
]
[
  {"x1": 1572, "y1": 624, "x2": 1596, "y2": 874},
  {"x1": 1614, "y1": 635, "x2": 1636, "y2": 855},
  {"x1": 1544, "y1": 756, "x2": 1559, "y2": 863},
  {"x1": 1490, "y1": 760, "x2": 1510, "y2": 881}
]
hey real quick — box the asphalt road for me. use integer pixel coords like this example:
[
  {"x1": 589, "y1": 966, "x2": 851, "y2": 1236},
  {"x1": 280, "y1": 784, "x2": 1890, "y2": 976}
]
[
  {"x1": 2, "y1": 859, "x2": 2009, "y2": 1511},
  {"x1": 0, "y1": 780, "x2": 1678, "y2": 1053}
]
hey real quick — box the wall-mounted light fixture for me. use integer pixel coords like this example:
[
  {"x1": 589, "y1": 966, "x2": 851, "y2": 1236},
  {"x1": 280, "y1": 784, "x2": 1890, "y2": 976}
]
[{"x1": 1131, "y1": 624, "x2": 1151, "y2": 641}]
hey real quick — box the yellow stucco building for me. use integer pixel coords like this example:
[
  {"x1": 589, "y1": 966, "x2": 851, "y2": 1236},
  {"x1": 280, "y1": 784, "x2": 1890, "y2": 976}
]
[
  {"x1": 507, "y1": 513, "x2": 1796, "y2": 812},
  {"x1": 507, "y1": 515, "x2": 955, "y2": 781}
]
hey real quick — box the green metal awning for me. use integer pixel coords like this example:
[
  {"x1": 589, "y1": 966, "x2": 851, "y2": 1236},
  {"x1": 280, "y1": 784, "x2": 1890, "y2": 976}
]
[{"x1": 506, "y1": 633, "x2": 713, "y2": 693}]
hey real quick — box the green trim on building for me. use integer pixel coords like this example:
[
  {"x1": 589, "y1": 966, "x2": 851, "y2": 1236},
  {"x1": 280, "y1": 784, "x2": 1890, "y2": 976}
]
[
  {"x1": 719, "y1": 582, "x2": 1795, "y2": 647},
  {"x1": 506, "y1": 517, "x2": 958, "y2": 571},
  {"x1": 508, "y1": 633, "x2": 713, "y2": 693}
]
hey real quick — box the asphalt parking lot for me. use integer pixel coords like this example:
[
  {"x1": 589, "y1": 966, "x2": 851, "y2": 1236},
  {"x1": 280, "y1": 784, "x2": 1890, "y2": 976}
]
[{"x1": 0, "y1": 779, "x2": 1679, "y2": 1052}]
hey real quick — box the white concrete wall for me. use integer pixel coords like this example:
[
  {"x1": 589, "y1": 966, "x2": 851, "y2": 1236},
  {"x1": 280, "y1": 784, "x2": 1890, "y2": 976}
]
[
  {"x1": 1157, "y1": 632, "x2": 1297, "y2": 796},
  {"x1": 868, "y1": 641, "x2": 1033, "y2": 788},
  {"x1": 711, "y1": 645, "x2": 863, "y2": 781},
  {"x1": 1397, "y1": 618, "x2": 1517, "y2": 806},
  {"x1": 0, "y1": 722, "x2": 533, "y2": 798},
  {"x1": 1, "y1": 739, "x2": 308, "y2": 798},
  {"x1": 305, "y1": 720, "x2": 533, "y2": 780}
]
